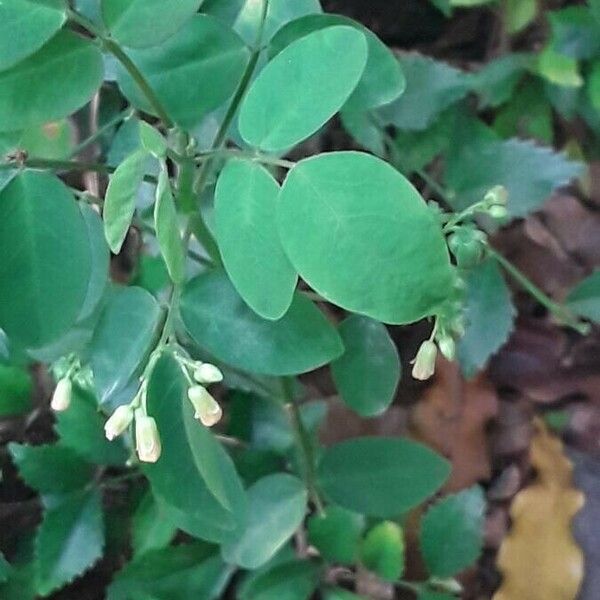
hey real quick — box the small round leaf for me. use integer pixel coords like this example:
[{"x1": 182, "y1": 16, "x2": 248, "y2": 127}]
[{"x1": 239, "y1": 26, "x2": 368, "y2": 152}]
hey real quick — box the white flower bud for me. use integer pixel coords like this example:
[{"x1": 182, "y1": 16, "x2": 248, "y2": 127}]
[
  {"x1": 411, "y1": 340, "x2": 437, "y2": 381},
  {"x1": 187, "y1": 385, "x2": 222, "y2": 427},
  {"x1": 193, "y1": 363, "x2": 223, "y2": 385},
  {"x1": 489, "y1": 204, "x2": 508, "y2": 220},
  {"x1": 51, "y1": 377, "x2": 72, "y2": 412},
  {"x1": 104, "y1": 405, "x2": 134, "y2": 441},
  {"x1": 437, "y1": 335, "x2": 456, "y2": 361},
  {"x1": 135, "y1": 411, "x2": 161, "y2": 463}
]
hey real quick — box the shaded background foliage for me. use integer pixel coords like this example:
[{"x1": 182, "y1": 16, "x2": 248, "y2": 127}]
[{"x1": 1, "y1": 0, "x2": 600, "y2": 599}]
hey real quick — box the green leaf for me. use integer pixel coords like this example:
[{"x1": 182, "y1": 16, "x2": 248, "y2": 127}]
[
  {"x1": 445, "y1": 136, "x2": 583, "y2": 217},
  {"x1": 139, "y1": 121, "x2": 168, "y2": 158},
  {"x1": 493, "y1": 80, "x2": 553, "y2": 144},
  {"x1": 143, "y1": 355, "x2": 247, "y2": 543},
  {"x1": 215, "y1": 158, "x2": 297, "y2": 320},
  {"x1": 0, "y1": 364, "x2": 32, "y2": 417},
  {"x1": 14, "y1": 119, "x2": 75, "y2": 160},
  {"x1": 420, "y1": 486, "x2": 485, "y2": 578},
  {"x1": 103, "y1": 148, "x2": 148, "y2": 254},
  {"x1": 458, "y1": 259, "x2": 516, "y2": 378},
  {"x1": 0, "y1": 0, "x2": 66, "y2": 71},
  {"x1": 548, "y1": 7, "x2": 600, "y2": 60},
  {"x1": 181, "y1": 271, "x2": 344, "y2": 375},
  {"x1": 331, "y1": 315, "x2": 400, "y2": 417},
  {"x1": 318, "y1": 437, "x2": 450, "y2": 518},
  {"x1": 155, "y1": 168, "x2": 185, "y2": 284},
  {"x1": 269, "y1": 15, "x2": 405, "y2": 111},
  {"x1": 536, "y1": 45, "x2": 583, "y2": 88},
  {"x1": 588, "y1": 60, "x2": 600, "y2": 111},
  {"x1": 54, "y1": 386, "x2": 128, "y2": 466},
  {"x1": 35, "y1": 489, "x2": 104, "y2": 596},
  {"x1": 204, "y1": 0, "x2": 322, "y2": 45},
  {"x1": 102, "y1": 0, "x2": 202, "y2": 48},
  {"x1": 418, "y1": 593, "x2": 456, "y2": 600},
  {"x1": 0, "y1": 171, "x2": 92, "y2": 347},
  {"x1": 567, "y1": 270, "x2": 600, "y2": 323},
  {"x1": 89, "y1": 286, "x2": 160, "y2": 403},
  {"x1": 78, "y1": 204, "x2": 110, "y2": 322},
  {"x1": 393, "y1": 109, "x2": 455, "y2": 174},
  {"x1": 108, "y1": 543, "x2": 230, "y2": 600},
  {"x1": 0, "y1": 553, "x2": 9, "y2": 583},
  {"x1": 9, "y1": 443, "x2": 94, "y2": 494},
  {"x1": 592, "y1": 0, "x2": 600, "y2": 24},
  {"x1": 116, "y1": 15, "x2": 248, "y2": 129},
  {"x1": 131, "y1": 492, "x2": 177, "y2": 557},
  {"x1": 504, "y1": 0, "x2": 537, "y2": 33},
  {"x1": 0, "y1": 30, "x2": 102, "y2": 132},
  {"x1": 277, "y1": 151, "x2": 454, "y2": 324},
  {"x1": 239, "y1": 560, "x2": 319, "y2": 600},
  {"x1": 222, "y1": 474, "x2": 307, "y2": 569},
  {"x1": 450, "y1": 0, "x2": 495, "y2": 5},
  {"x1": 377, "y1": 54, "x2": 471, "y2": 131},
  {"x1": 361, "y1": 521, "x2": 404, "y2": 582},
  {"x1": 472, "y1": 54, "x2": 531, "y2": 108},
  {"x1": 307, "y1": 506, "x2": 365, "y2": 564},
  {"x1": 323, "y1": 589, "x2": 366, "y2": 600},
  {"x1": 239, "y1": 26, "x2": 368, "y2": 152},
  {"x1": 340, "y1": 108, "x2": 385, "y2": 156}
]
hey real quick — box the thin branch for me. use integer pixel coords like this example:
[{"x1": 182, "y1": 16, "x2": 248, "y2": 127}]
[{"x1": 67, "y1": 8, "x2": 173, "y2": 128}]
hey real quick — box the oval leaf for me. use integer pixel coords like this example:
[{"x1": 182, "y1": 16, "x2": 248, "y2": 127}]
[
  {"x1": 215, "y1": 158, "x2": 297, "y2": 319},
  {"x1": 239, "y1": 26, "x2": 368, "y2": 152},
  {"x1": 0, "y1": 171, "x2": 91, "y2": 347},
  {"x1": 103, "y1": 149, "x2": 148, "y2": 254},
  {"x1": 222, "y1": 473, "x2": 307, "y2": 569},
  {"x1": 0, "y1": 0, "x2": 66, "y2": 71},
  {"x1": 420, "y1": 486, "x2": 485, "y2": 579},
  {"x1": 78, "y1": 205, "x2": 110, "y2": 322},
  {"x1": 331, "y1": 315, "x2": 400, "y2": 417},
  {"x1": 278, "y1": 151, "x2": 454, "y2": 324},
  {"x1": 270, "y1": 14, "x2": 405, "y2": 110},
  {"x1": 89, "y1": 286, "x2": 160, "y2": 403},
  {"x1": 116, "y1": 15, "x2": 248, "y2": 129},
  {"x1": 0, "y1": 30, "x2": 103, "y2": 132},
  {"x1": 318, "y1": 437, "x2": 450, "y2": 517},
  {"x1": 102, "y1": 0, "x2": 202, "y2": 48},
  {"x1": 180, "y1": 271, "x2": 344, "y2": 375},
  {"x1": 155, "y1": 168, "x2": 185, "y2": 284},
  {"x1": 143, "y1": 355, "x2": 247, "y2": 543}
]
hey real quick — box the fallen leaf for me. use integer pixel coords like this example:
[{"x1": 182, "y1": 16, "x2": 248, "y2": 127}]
[
  {"x1": 493, "y1": 419, "x2": 584, "y2": 600},
  {"x1": 410, "y1": 358, "x2": 498, "y2": 492}
]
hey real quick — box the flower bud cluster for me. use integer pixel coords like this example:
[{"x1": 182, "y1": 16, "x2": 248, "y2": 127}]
[
  {"x1": 103, "y1": 380, "x2": 161, "y2": 463},
  {"x1": 175, "y1": 354, "x2": 224, "y2": 428}
]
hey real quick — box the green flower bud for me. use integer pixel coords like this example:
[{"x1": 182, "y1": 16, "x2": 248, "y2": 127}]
[
  {"x1": 489, "y1": 204, "x2": 508, "y2": 220},
  {"x1": 187, "y1": 385, "x2": 222, "y2": 427},
  {"x1": 448, "y1": 227, "x2": 486, "y2": 269},
  {"x1": 411, "y1": 340, "x2": 437, "y2": 381},
  {"x1": 437, "y1": 335, "x2": 456, "y2": 360},
  {"x1": 135, "y1": 410, "x2": 161, "y2": 463},
  {"x1": 50, "y1": 377, "x2": 72, "y2": 412},
  {"x1": 193, "y1": 363, "x2": 223, "y2": 385},
  {"x1": 104, "y1": 405, "x2": 134, "y2": 441},
  {"x1": 483, "y1": 185, "x2": 508, "y2": 207}
]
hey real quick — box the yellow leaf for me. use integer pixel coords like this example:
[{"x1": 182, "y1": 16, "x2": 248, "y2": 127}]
[{"x1": 493, "y1": 419, "x2": 584, "y2": 600}]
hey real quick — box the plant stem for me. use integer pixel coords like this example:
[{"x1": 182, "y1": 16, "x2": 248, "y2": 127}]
[
  {"x1": 282, "y1": 377, "x2": 325, "y2": 514},
  {"x1": 69, "y1": 107, "x2": 134, "y2": 158},
  {"x1": 193, "y1": 148, "x2": 295, "y2": 169},
  {"x1": 0, "y1": 157, "x2": 111, "y2": 173},
  {"x1": 189, "y1": 0, "x2": 270, "y2": 255},
  {"x1": 487, "y1": 246, "x2": 590, "y2": 334},
  {"x1": 67, "y1": 8, "x2": 173, "y2": 128}
]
